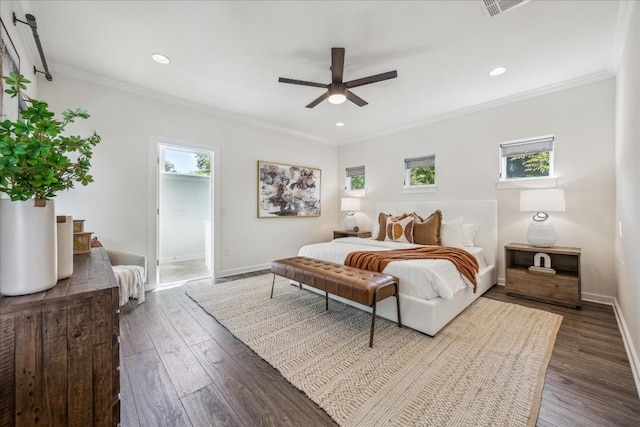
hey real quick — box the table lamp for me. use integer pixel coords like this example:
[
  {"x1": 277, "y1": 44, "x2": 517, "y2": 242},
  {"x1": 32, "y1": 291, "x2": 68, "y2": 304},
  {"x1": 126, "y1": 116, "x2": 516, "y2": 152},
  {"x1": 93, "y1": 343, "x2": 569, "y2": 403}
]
[
  {"x1": 520, "y1": 189, "x2": 565, "y2": 247},
  {"x1": 341, "y1": 197, "x2": 361, "y2": 231}
]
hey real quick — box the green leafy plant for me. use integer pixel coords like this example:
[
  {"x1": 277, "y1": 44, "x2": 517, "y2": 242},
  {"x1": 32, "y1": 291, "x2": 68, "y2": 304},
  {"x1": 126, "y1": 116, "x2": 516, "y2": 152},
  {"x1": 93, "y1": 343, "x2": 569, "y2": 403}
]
[{"x1": 0, "y1": 72, "x2": 101, "y2": 205}]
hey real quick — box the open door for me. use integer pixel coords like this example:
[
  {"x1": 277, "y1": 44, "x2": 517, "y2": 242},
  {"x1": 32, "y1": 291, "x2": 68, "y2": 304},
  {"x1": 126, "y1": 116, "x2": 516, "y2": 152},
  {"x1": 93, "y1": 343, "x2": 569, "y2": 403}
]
[{"x1": 156, "y1": 144, "x2": 214, "y2": 286}]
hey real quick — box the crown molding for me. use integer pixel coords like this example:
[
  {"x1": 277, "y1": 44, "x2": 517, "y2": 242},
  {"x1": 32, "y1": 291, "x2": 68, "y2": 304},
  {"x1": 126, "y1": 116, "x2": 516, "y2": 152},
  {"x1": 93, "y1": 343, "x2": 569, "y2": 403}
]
[
  {"x1": 52, "y1": 63, "x2": 612, "y2": 149},
  {"x1": 339, "y1": 71, "x2": 614, "y2": 146},
  {"x1": 607, "y1": 0, "x2": 636, "y2": 75},
  {"x1": 50, "y1": 63, "x2": 335, "y2": 146}
]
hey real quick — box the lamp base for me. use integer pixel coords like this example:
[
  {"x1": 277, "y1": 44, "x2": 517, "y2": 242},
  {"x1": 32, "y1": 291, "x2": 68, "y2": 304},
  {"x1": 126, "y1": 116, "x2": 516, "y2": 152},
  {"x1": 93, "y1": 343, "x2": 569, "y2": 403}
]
[
  {"x1": 526, "y1": 219, "x2": 557, "y2": 247},
  {"x1": 344, "y1": 215, "x2": 357, "y2": 231}
]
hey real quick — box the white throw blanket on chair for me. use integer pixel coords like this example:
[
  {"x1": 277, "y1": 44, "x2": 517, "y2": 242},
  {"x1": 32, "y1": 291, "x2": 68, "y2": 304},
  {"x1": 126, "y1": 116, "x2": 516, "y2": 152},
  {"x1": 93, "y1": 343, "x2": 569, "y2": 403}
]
[{"x1": 112, "y1": 265, "x2": 146, "y2": 306}]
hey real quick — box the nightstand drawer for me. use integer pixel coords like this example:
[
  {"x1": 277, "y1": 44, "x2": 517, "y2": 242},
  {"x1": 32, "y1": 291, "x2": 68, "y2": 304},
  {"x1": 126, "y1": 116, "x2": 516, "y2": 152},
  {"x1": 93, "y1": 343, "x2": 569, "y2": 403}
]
[{"x1": 506, "y1": 268, "x2": 580, "y2": 307}]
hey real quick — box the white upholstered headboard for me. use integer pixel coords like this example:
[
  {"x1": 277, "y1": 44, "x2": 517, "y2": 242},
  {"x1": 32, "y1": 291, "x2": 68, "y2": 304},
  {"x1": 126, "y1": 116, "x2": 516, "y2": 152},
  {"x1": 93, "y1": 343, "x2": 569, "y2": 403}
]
[{"x1": 375, "y1": 200, "x2": 498, "y2": 267}]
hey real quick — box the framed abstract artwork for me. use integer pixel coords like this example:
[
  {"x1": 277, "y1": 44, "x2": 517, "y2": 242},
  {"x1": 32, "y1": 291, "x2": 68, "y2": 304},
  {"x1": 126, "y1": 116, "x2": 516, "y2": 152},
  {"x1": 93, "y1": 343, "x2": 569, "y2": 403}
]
[
  {"x1": 258, "y1": 160, "x2": 321, "y2": 218},
  {"x1": 0, "y1": 18, "x2": 20, "y2": 121}
]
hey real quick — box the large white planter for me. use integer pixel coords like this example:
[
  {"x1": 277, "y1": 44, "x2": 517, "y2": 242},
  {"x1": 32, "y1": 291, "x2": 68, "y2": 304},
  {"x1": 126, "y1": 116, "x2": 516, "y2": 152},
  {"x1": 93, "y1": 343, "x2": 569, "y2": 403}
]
[{"x1": 0, "y1": 199, "x2": 58, "y2": 296}]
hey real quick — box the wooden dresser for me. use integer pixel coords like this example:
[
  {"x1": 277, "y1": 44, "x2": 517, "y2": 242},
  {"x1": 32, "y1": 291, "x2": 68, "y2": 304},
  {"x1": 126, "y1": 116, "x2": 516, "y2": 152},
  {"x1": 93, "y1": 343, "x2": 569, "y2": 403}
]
[{"x1": 0, "y1": 247, "x2": 120, "y2": 426}]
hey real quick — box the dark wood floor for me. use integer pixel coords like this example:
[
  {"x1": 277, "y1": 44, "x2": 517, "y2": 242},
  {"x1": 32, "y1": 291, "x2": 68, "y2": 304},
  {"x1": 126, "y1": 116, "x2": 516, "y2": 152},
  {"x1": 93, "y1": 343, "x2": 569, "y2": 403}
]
[{"x1": 119, "y1": 272, "x2": 640, "y2": 426}]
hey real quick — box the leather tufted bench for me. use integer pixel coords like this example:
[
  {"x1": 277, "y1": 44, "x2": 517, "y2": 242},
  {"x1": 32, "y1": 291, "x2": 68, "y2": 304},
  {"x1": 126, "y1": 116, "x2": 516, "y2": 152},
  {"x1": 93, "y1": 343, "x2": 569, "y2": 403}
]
[{"x1": 271, "y1": 256, "x2": 401, "y2": 347}]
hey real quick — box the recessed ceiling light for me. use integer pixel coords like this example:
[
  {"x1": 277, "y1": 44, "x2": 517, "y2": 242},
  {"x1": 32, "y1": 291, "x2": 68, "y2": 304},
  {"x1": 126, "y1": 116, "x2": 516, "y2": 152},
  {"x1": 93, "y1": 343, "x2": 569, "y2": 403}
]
[
  {"x1": 489, "y1": 66, "x2": 506, "y2": 76},
  {"x1": 151, "y1": 53, "x2": 171, "y2": 64},
  {"x1": 336, "y1": 122, "x2": 345, "y2": 127}
]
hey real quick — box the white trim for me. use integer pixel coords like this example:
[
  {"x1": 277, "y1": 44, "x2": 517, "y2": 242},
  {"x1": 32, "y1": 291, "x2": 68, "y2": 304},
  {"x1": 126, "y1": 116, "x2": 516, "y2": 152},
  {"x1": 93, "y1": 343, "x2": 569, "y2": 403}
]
[
  {"x1": 51, "y1": 63, "x2": 612, "y2": 148},
  {"x1": 148, "y1": 135, "x2": 220, "y2": 288},
  {"x1": 159, "y1": 255, "x2": 205, "y2": 264},
  {"x1": 217, "y1": 263, "x2": 271, "y2": 278},
  {"x1": 613, "y1": 297, "x2": 640, "y2": 399},
  {"x1": 495, "y1": 285, "x2": 639, "y2": 397},
  {"x1": 51, "y1": 63, "x2": 334, "y2": 146},
  {"x1": 496, "y1": 177, "x2": 558, "y2": 190},
  {"x1": 341, "y1": 72, "x2": 613, "y2": 145},
  {"x1": 402, "y1": 185, "x2": 437, "y2": 194},
  {"x1": 344, "y1": 188, "x2": 366, "y2": 197},
  {"x1": 581, "y1": 292, "x2": 615, "y2": 305},
  {"x1": 607, "y1": 1, "x2": 636, "y2": 74},
  {"x1": 495, "y1": 286, "x2": 638, "y2": 397}
]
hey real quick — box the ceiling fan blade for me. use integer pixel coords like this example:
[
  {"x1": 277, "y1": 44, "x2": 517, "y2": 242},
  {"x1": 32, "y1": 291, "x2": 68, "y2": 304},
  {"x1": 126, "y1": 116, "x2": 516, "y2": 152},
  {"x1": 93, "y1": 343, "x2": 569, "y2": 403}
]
[
  {"x1": 279, "y1": 77, "x2": 327, "y2": 89},
  {"x1": 345, "y1": 70, "x2": 398, "y2": 89},
  {"x1": 331, "y1": 47, "x2": 345, "y2": 84},
  {"x1": 306, "y1": 91, "x2": 330, "y2": 108},
  {"x1": 346, "y1": 90, "x2": 368, "y2": 107}
]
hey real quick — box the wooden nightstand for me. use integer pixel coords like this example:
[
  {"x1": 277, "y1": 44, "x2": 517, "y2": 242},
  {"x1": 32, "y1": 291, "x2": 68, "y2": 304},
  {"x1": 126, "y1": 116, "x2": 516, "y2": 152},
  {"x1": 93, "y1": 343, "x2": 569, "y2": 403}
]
[
  {"x1": 505, "y1": 243, "x2": 581, "y2": 308},
  {"x1": 333, "y1": 230, "x2": 372, "y2": 239}
]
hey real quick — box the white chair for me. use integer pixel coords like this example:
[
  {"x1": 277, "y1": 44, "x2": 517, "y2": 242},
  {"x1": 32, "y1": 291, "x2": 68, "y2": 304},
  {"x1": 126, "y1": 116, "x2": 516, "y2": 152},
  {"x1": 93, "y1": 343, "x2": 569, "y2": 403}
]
[{"x1": 107, "y1": 249, "x2": 147, "y2": 307}]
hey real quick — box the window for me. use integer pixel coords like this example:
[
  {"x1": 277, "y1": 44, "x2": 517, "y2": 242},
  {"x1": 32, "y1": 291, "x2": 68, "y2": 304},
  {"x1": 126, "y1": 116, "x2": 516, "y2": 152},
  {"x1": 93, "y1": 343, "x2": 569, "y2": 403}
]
[
  {"x1": 345, "y1": 165, "x2": 365, "y2": 191},
  {"x1": 161, "y1": 147, "x2": 211, "y2": 176},
  {"x1": 500, "y1": 136, "x2": 553, "y2": 180},
  {"x1": 404, "y1": 155, "x2": 435, "y2": 187}
]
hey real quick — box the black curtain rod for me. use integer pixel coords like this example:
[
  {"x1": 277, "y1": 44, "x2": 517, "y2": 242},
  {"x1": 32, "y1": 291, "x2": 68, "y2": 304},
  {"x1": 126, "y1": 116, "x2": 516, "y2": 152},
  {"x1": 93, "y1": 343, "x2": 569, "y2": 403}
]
[{"x1": 13, "y1": 12, "x2": 52, "y2": 81}]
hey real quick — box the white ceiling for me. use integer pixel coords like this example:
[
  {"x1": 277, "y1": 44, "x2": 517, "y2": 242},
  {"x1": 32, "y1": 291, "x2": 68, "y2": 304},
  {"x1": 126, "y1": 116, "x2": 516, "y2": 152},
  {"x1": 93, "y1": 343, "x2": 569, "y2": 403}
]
[{"x1": 17, "y1": 1, "x2": 623, "y2": 145}]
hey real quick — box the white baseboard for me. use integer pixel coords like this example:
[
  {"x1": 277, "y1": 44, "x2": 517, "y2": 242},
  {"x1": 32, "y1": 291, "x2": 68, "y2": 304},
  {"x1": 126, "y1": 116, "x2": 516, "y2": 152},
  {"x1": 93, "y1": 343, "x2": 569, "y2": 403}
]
[
  {"x1": 612, "y1": 298, "x2": 640, "y2": 399},
  {"x1": 216, "y1": 263, "x2": 270, "y2": 278},
  {"x1": 159, "y1": 254, "x2": 204, "y2": 264},
  {"x1": 493, "y1": 284, "x2": 638, "y2": 396},
  {"x1": 581, "y1": 292, "x2": 615, "y2": 305}
]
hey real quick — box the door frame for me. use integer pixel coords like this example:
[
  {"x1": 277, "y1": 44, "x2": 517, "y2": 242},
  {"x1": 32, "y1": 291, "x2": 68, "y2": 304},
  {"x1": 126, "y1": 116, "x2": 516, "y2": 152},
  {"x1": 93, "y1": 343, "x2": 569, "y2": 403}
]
[{"x1": 148, "y1": 135, "x2": 220, "y2": 287}]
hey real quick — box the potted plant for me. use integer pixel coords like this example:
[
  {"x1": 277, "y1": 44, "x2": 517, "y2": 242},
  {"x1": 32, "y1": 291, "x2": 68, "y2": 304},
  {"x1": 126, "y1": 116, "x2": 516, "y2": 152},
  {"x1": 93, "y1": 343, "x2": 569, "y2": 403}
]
[{"x1": 0, "y1": 72, "x2": 101, "y2": 296}]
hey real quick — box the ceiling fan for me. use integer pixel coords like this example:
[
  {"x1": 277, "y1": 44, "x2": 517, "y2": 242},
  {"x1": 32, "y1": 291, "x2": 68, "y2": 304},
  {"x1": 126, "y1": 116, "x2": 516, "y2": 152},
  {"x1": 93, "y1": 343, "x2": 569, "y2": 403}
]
[{"x1": 278, "y1": 47, "x2": 398, "y2": 108}]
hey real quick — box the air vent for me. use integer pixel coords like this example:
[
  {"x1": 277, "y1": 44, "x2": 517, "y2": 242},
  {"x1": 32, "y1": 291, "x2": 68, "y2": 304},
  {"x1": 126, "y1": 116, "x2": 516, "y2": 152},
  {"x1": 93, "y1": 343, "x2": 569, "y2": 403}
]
[{"x1": 483, "y1": 0, "x2": 530, "y2": 17}]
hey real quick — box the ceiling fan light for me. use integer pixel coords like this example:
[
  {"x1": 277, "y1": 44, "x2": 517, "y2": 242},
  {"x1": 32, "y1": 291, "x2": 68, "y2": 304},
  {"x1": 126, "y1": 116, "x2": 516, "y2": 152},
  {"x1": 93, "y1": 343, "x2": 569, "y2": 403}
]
[{"x1": 328, "y1": 93, "x2": 346, "y2": 104}]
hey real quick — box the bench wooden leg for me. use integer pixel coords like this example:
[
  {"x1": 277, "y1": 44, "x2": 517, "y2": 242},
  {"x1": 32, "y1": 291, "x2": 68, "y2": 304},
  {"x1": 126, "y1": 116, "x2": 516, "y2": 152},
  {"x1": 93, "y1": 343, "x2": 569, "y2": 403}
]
[
  {"x1": 395, "y1": 282, "x2": 402, "y2": 328},
  {"x1": 369, "y1": 282, "x2": 402, "y2": 347},
  {"x1": 270, "y1": 273, "x2": 276, "y2": 298},
  {"x1": 325, "y1": 291, "x2": 329, "y2": 310},
  {"x1": 370, "y1": 299, "x2": 377, "y2": 348}
]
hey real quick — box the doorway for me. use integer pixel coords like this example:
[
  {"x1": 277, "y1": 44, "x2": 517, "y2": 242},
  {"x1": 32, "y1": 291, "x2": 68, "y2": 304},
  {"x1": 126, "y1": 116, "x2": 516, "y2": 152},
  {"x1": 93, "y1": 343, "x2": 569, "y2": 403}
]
[{"x1": 156, "y1": 144, "x2": 214, "y2": 286}]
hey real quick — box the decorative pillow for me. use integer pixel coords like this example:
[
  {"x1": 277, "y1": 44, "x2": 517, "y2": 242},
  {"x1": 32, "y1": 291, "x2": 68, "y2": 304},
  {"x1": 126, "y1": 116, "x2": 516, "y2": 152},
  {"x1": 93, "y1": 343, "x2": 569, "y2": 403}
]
[
  {"x1": 375, "y1": 212, "x2": 391, "y2": 240},
  {"x1": 462, "y1": 223, "x2": 479, "y2": 247},
  {"x1": 413, "y1": 210, "x2": 442, "y2": 245},
  {"x1": 441, "y1": 216, "x2": 464, "y2": 247},
  {"x1": 375, "y1": 212, "x2": 411, "y2": 240},
  {"x1": 385, "y1": 216, "x2": 414, "y2": 243}
]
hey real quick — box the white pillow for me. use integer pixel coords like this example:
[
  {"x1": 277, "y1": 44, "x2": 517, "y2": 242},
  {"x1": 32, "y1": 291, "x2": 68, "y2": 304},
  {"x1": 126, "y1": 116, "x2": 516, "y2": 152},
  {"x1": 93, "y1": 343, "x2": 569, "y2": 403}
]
[
  {"x1": 462, "y1": 223, "x2": 479, "y2": 247},
  {"x1": 441, "y1": 216, "x2": 464, "y2": 247}
]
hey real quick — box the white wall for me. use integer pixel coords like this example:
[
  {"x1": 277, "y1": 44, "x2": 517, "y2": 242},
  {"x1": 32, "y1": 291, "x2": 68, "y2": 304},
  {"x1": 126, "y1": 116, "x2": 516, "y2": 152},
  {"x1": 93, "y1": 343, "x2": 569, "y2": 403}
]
[
  {"x1": 615, "y1": 2, "x2": 640, "y2": 385},
  {"x1": 37, "y1": 73, "x2": 339, "y2": 282},
  {"x1": 159, "y1": 174, "x2": 210, "y2": 263},
  {"x1": 339, "y1": 79, "x2": 616, "y2": 299}
]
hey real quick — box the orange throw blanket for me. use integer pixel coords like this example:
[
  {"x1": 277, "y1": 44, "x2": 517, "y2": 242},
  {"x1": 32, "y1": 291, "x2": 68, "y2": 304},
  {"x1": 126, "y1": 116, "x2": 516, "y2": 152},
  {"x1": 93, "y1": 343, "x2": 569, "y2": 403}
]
[{"x1": 344, "y1": 246, "x2": 480, "y2": 292}]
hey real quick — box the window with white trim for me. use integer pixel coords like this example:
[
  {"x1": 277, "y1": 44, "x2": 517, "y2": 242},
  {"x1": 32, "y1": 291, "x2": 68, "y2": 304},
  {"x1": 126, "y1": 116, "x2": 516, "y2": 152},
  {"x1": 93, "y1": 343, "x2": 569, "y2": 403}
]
[
  {"x1": 500, "y1": 135, "x2": 554, "y2": 180},
  {"x1": 404, "y1": 155, "x2": 435, "y2": 187},
  {"x1": 345, "y1": 165, "x2": 365, "y2": 191}
]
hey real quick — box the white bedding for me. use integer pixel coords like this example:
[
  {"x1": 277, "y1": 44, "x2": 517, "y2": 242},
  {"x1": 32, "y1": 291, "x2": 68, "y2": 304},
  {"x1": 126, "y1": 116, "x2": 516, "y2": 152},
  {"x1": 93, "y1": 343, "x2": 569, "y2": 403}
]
[{"x1": 297, "y1": 237, "x2": 487, "y2": 301}]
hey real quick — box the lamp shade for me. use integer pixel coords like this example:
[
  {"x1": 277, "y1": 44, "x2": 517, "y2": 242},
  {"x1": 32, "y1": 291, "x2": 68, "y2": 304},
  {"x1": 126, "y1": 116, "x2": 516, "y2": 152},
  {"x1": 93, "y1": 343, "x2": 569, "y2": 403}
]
[
  {"x1": 340, "y1": 197, "x2": 361, "y2": 212},
  {"x1": 520, "y1": 189, "x2": 565, "y2": 212}
]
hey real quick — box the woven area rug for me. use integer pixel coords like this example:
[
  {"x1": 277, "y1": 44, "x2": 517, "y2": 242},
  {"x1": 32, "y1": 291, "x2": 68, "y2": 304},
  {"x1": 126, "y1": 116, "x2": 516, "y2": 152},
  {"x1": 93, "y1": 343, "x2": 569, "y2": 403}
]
[{"x1": 187, "y1": 274, "x2": 562, "y2": 427}]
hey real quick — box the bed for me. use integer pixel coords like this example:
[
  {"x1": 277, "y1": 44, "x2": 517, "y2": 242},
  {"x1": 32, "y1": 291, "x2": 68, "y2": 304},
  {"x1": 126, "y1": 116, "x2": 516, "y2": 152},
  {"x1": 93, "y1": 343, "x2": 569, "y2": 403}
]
[{"x1": 297, "y1": 200, "x2": 498, "y2": 336}]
